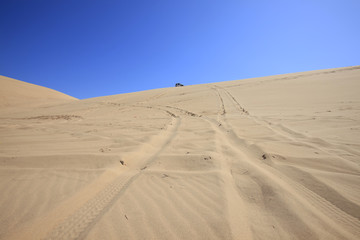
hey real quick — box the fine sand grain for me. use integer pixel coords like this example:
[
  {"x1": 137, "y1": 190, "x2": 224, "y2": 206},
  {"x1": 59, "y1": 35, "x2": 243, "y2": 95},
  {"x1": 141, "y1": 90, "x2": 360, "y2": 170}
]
[{"x1": 0, "y1": 66, "x2": 360, "y2": 239}]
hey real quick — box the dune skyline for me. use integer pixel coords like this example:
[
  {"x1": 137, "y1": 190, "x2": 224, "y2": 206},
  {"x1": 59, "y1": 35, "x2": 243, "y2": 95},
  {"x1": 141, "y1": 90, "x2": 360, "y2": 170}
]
[{"x1": 1, "y1": 66, "x2": 360, "y2": 239}]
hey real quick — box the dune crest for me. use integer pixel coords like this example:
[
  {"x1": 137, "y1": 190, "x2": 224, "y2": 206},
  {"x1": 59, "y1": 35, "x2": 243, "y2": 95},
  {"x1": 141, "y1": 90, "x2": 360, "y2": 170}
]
[
  {"x1": 0, "y1": 66, "x2": 360, "y2": 239},
  {"x1": 0, "y1": 75, "x2": 76, "y2": 109}
]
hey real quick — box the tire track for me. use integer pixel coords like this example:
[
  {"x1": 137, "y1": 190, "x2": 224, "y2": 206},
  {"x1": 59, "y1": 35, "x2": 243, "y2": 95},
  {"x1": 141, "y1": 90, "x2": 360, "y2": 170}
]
[
  {"x1": 45, "y1": 173, "x2": 135, "y2": 240},
  {"x1": 204, "y1": 114, "x2": 360, "y2": 238},
  {"x1": 211, "y1": 87, "x2": 226, "y2": 116},
  {"x1": 44, "y1": 110, "x2": 180, "y2": 240},
  {"x1": 217, "y1": 84, "x2": 360, "y2": 166},
  {"x1": 209, "y1": 86, "x2": 360, "y2": 238},
  {"x1": 255, "y1": 116, "x2": 360, "y2": 163},
  {"x1": 164, "y1": 105, "x2": 201, "y2": 117},
  {"x1": 160, "y1": 100, "x2": 253, "y2": 238},
  {"x1": 138, "y1": 96, "x2": 360, "y2": 238},
  {"x1": 213, "y1": 85, "x2": 249, "y2": 115},
  {"x1": 215, "y1": 84, "x2": 359, "y2": 164}
]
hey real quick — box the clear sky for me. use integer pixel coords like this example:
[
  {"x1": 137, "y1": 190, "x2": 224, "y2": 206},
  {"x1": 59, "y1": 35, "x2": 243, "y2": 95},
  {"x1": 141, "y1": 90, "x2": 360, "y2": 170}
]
[{"x1": 1, "y1": 0, "x2": 359, "y2": 99}]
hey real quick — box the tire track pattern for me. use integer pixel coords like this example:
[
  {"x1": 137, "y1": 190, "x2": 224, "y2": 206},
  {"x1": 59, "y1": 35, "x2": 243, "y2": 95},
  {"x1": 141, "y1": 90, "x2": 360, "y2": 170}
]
[
  {"x1": 165, "y1": 105, "x2": 202, "y2": 117},
  {"x1": 216, "y1": 84, "x2": 359, "y2": 162},
  {"x1": 210, "y1": 86, "x2": 360, "y2": 238},
  {"x1": 45, "y1": 173, "x2": 136, "y2": 240},
  {"x1": 211, "y1": 87, "x2": 226, "y2": 116},
  {"x1": 45, "y1": 110, "x2": 180, "y2": 240},
  {"x1": 213, "y1": 86, "x2": 249, "y2": 115}
]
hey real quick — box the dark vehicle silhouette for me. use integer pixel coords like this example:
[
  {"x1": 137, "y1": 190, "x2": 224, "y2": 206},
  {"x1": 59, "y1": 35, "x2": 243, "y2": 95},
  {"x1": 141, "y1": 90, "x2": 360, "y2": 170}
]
[{"x1": 175, "y1": 83, "x2": 184, "y2": 87}]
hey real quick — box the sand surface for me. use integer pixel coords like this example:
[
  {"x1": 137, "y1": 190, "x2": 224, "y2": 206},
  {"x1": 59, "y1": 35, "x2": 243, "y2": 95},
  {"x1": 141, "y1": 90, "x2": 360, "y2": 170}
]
[
  {"x1": 0, "y1": 66, "x2": 360, "y2": 239},
  {"x1": 0, "y1": 75, "x2": 76, "y2": 110}
]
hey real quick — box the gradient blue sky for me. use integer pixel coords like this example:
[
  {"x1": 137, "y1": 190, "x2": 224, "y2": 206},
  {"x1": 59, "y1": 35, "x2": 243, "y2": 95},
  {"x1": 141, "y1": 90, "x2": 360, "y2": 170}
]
[{"x1": 1, "y1": 0, "x2": 359, "y2": 99}]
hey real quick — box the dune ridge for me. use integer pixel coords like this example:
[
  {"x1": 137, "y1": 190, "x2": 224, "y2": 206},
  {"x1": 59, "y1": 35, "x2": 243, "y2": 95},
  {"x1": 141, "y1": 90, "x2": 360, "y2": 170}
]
[
  {"x1": 0, "y1": 75, "x2": 76, "y2": 109},
  {"x1": 0, "y1": 66, "x2": 359, "y2": 239}
]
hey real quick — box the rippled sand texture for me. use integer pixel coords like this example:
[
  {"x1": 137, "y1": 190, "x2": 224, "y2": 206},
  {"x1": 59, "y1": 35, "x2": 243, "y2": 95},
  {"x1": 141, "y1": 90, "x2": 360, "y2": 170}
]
[{"x1": 1, "y1": 66, "x2": 360, "y2": 239}]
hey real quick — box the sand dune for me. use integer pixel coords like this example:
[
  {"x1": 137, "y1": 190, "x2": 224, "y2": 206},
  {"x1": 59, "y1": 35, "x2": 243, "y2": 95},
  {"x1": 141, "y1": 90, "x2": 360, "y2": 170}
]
[
  {"x1": 0, "y1": 75, "x2": 76, "y2": 110},
  {"x1": 0, "y1": 66, "x2": 360, "y2": 239}
]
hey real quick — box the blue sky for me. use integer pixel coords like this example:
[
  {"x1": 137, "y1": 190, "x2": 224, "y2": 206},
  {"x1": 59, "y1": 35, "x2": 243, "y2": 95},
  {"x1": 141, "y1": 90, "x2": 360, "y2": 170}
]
[{"x1": 1, "y1": 0, "x2": 359, "y2": 99}]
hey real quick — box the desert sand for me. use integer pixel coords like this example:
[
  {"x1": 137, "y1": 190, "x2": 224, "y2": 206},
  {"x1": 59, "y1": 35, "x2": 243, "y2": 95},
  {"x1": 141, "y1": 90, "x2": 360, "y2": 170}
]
[{"x1": 0, "y1": 66, "x2": 360, "y2": 240}]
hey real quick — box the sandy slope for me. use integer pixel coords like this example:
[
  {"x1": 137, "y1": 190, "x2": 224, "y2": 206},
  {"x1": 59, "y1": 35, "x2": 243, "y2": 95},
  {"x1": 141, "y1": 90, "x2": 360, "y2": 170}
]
[
  {"x1": 0, "y1": 66, "x2": 359, "y2": 240},
  {"x1": 0, "y1": 75, "x2": 77, "y2": 110}
]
